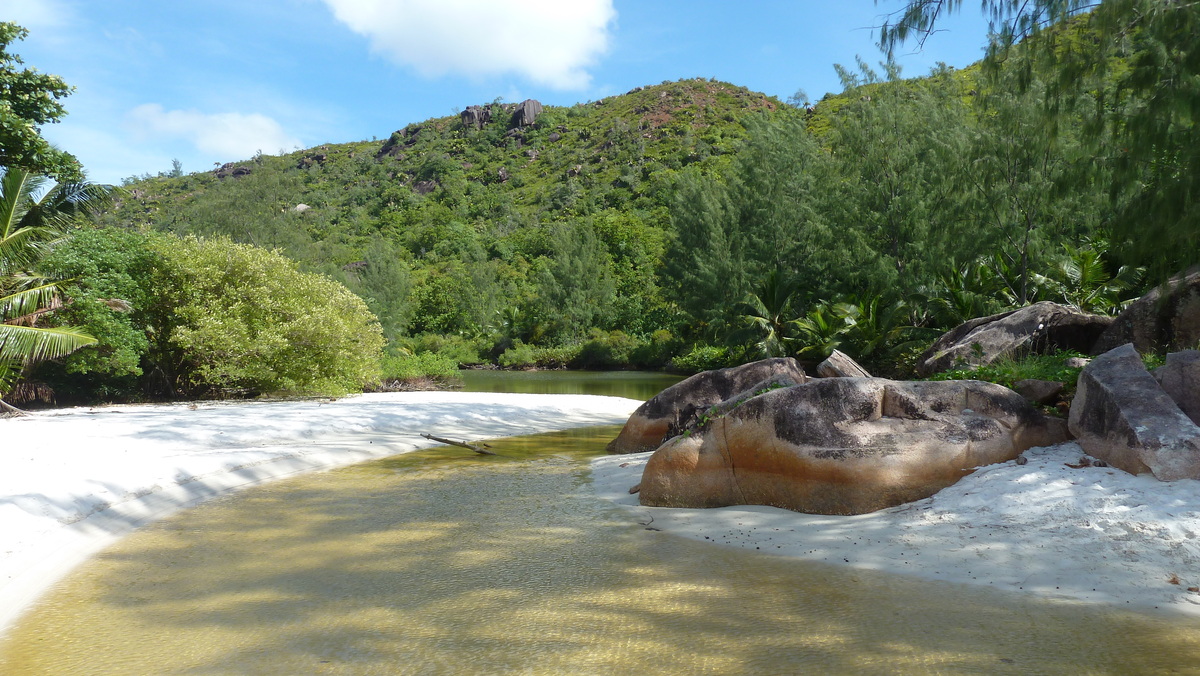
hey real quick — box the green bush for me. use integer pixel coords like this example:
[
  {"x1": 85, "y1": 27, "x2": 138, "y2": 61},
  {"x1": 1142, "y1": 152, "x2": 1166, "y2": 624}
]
[
  {"x1": 570, "y1": 329, "x2": 642, "y2": 370},
  {"x1": 630, "y1": 329, "x2": 680, "y2": 369},
  {"x1": 498, "y1": 341, "x2": 536, "y2": 368},
  {"x1": 409, "y1": 333, "x2": 483, "y2": 365},
  {"x1": 160, "y1": 235, "x2": 384, "y2": 397},
  {"x1": 379, "y1": 351, "x2": 460, "y2": 381},
  {"x1": 670, "y1": 344, "x2": 735, "y2": 374}
]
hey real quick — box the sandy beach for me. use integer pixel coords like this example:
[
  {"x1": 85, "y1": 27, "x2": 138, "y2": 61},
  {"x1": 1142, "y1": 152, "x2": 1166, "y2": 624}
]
[
  {"x1": 0, "y1": 391, "x2": 640, "y2": 636},
  {"x1": 592, "y1": 442, "x2": 1200, "y2": 615},
  {"x1": 6, "y1": 390, "x2": 1200, "y2": 643}
]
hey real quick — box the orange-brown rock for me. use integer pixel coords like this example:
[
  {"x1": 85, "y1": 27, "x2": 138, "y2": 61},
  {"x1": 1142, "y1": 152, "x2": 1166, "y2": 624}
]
[
  {"x1": 639, "y1": 378, "x2": 1069, "y2": 515},
  {"x1": 606, "y1": 358, "x2": 807, "y2": 454}
]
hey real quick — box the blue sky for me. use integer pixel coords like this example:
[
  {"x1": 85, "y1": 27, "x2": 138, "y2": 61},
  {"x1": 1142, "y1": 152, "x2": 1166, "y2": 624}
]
[{"x1": 8, "y1": 0, "x2": 994, "y2": 185}]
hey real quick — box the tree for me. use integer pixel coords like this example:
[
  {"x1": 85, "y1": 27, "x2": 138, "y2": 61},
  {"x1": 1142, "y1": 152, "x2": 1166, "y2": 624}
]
[
  {"x1": 0, "y1": 168, "x2": 107, "y2": 411},
  {"x1": 158, "y1": 235, "x2": 385, "y2": 397},
  {"x1": 878, "y1": 1, "x2": 1200, "y2": 280},
  {"x1": 0, "y1": 23, "x2": 80, "y2": 181}
]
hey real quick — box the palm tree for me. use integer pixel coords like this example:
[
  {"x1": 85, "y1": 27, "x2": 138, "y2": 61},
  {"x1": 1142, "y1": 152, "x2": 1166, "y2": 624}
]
[
  {"x1": 734, "y1": 268, "x2": 803, "y2": 358},
  {"x1": 0, "y1": 168, "x2": 111, "y2": 413}
]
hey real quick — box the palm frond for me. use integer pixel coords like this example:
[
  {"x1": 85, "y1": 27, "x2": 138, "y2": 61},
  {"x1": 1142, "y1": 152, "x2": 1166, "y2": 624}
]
[{"x1": 0, "y1": 324, "x2": 97, "y2": 364}]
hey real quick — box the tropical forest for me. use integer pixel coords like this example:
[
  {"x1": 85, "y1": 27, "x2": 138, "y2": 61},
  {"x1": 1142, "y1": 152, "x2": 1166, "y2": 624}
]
[{"x1": 2, "y1": 1, "x2": 1197, "y2": 408}]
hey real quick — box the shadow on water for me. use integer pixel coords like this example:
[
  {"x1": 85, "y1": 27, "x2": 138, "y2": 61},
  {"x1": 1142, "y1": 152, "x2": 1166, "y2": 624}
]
[
  {"x1": 459, "y1": 370, "x2": 682, "y2": 401},
  {"x1": 4, "y1": 426, "x2": 1200, "y2": 674}
]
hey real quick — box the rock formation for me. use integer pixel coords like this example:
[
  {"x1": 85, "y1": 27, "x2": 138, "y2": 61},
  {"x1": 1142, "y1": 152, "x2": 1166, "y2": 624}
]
[
  {"x1": 1093, "y1": 267, "x2": 1200, "y2": 355},
  {"x1": 461, "y1": 105, "x2": 492, "y2": 130},
  {"x1": 1068, "y1": 344, "x2": 1200, "y2": 480},
  {"x1": 639, "y1": 377, "x2": 1069, "y2": 515},
  {"x1": 916, "y1": 302, "x2": 1113, "y2": 376},
  {"x1": 510, "y1": 99, "x2": 543, "y2": 127},
  {"x1": 1155, "y1": 350, "x2": 1200, "y2": 425},
  {"x1": 816, "y1": 350, "x2": 871, "y2": 378},
  {"x1": 606, "y1": 358, "x2": 808, "y2": 454}
]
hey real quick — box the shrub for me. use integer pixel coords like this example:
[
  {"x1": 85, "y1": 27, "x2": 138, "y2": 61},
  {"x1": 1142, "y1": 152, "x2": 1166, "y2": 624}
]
[
  {"x1": 670, "y1": 344, "x2": 735, "y2": 374},
  {"x1": 159, "y1": 235, "x2": 384, "y2": 397},
  {"x1": 498, "y1": 341, "x2": 537, "y2": 368},
  {"x1": 380, "y1": 351, "x2": 460, "y2": 380},
  {"x1": 570, "y1": 329, "x2": 642, "y2": 370}
]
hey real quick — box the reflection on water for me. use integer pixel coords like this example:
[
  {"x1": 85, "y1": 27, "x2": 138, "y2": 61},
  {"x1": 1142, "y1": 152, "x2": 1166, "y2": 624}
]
[
  {"x1": 4, "y1": 426, "x2": 1200, "y2": 674},
  {"x1": 459, "y1": 369, "x2": 682, "y2": 400}
]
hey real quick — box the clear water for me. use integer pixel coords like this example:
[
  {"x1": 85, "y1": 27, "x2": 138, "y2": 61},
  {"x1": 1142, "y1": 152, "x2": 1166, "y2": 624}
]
[
  {"x1": 458, "y1": 369, "x2": 682, "y2": 401},
  {"x1": 4, "y1": 426, "x2": 1200, "y2": 674}
]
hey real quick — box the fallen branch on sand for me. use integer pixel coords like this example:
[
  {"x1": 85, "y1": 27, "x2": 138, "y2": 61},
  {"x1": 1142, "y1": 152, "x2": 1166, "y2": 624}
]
[{"x1": 420, "y1": 433, "x2": 497, "y2": 455}]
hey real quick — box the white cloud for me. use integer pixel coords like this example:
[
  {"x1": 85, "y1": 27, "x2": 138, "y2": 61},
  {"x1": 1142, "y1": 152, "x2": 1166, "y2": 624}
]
[
  {"x1": 126, "y1": 104, "x2": 303, "y2": 160},
  {"x1": 322, "y1": 0, "x2": 615, "y2": 90},
  {"x1": 6, "y1": 0, "x2": 73, "y2": 30}
]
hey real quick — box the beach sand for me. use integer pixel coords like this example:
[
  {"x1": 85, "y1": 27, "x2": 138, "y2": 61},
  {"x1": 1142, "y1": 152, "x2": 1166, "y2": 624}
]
[
  {"x1": 592, "y1": 441, "x2": 1200, "y2": 615},
  {"x1": 0, "y1": 391, "x2": 640, "y2": 636},
  {"x1": 6, "y1": 389, "x2": 1200, "y2": 640}
]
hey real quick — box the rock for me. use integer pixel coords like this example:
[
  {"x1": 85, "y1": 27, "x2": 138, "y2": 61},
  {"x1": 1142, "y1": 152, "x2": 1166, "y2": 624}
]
[
  {"x1": 638, "y1": 378, "x2": 1069, "y2": 515},
  {"x1": 460, "y1": 105, "x2": 492, "y2": 130},
  {"x1": 1065, "y1": 357, "x2": 1091, "y2": 369},
  {"x1": 497, "y1": 167, "x2": 509, "y2": 182},
  {"x1": 1068, "y1": 344, "x2": 1200, "y2": 480},
  {"x1": 1093, "y1": 267, "x2": 1200, "y2": 354},
  {"x1": 510, "y1": 99, "x2": 543, "y2": 127},
  {"x1": 213, "y1": 163, "x2": 251, "y2": 179},
  {"x1": 1155, "y1": 350, "x2": 1200, "y2": 426},
  {"x1": 1013, "y1": 379, "x2": 1064, "y2": 405},
  {"x1": 816, "y1": 350, "x2": 871, "y2": 378},
  {"x1": 547, "y1": 132, "x2": 562, "y2": 142},
  {"x1": 606, "y1": 358, "x2": 808, "y2": 455},
  {"x1": 413, "y1": 180, "x2": 437, "y2": 195},
  {"x1": 296, "y1": 153, "x2": 326, "y2": 169},
  {"x1": 290, "y1": 203, "x2": 311, "y2": 213},
  {"x1": 916, "y1": 302, "x2": 1113, "y2": 377}
]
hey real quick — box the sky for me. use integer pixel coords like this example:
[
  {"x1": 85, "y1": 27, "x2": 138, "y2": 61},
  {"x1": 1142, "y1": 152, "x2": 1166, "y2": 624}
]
[{"x1": 6, "y1": 0, "x2": 995, "y2": 185}]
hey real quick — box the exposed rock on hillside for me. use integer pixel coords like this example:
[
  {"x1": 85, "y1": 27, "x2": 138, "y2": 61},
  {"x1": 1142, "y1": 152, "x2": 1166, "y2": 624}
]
[
  {"x1": 461, "y1": 105, "x2": 492, "y2": 130},
  {"x1": 606, "y1": 358, "x2": 807, "y2": 455},
  {"x1": 916, "y1": 301, "x2": 1113, "y2": 376},
  {"x1": 639, "y1": 378, "x2": 1068, "y2": 515},
  {"x1": 510, "y1": 99, "x2": 543, "y2": 127}
]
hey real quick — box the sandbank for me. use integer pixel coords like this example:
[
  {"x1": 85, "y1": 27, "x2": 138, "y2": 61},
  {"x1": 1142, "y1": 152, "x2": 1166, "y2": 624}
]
[
  {"x1": 0, "y1": 391, "x2": 640, "y2": 636},
  {"x1": 592, "y1": 442, "x2": 1200, "y2": 615}
]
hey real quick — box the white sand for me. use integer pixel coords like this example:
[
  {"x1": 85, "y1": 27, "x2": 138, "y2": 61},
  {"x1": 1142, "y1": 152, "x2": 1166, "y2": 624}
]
[
  {"x1": 592, "y1": 442, "x2": 1200, "y2": 615},
  {"x1": 0, "y1": 391, "x2": 640, "y2": 636}
]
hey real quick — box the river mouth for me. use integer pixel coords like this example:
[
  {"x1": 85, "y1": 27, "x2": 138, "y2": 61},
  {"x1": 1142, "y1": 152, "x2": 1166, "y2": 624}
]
[{"x1": 3, "y1": 426, "x2": 1200, "y2": 674}]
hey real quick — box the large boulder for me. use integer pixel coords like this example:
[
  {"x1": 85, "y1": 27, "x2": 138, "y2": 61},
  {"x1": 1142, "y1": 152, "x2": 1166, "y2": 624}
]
[
  {"x1": 916, "y1": 302, "x2": 1113, "y2": 376},
  {"x1": 510, "y1": 99, "x2": 543, "y2": 127},
  {"x1": 606, "y1": 358, "x2": 808, "y2": 454},
  {"x1": 1093, "y1": 267, "x2": 1200, "y2": 355},
  {"x1": 1068, "y1": 344, "x2": 1200, "y2": 480},
  {"x1": 639, "y1": 378, "x2": 1069, "y2": 515},
  {"x1": 1155, "y1": 350, "x2": 1200, "y2": 426}
]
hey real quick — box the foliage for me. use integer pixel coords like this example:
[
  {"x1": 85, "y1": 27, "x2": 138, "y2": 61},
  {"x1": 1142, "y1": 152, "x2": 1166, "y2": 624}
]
[
  {"x1": 378, "y1": 350, "x2": 460, "y2": 381},
  {"x1": 0, "y1": 168, "x2": 107, "y2": 406},
  {"x1": 924, "y1": 351, "x2": 1087, "y2": 410},
  {"x1": 158, "y1": 235, "x2": 384, "y2": 397},
  {"x1": 670, "y1": 344, "x2": 736, "y2": 374},
  {"x1": 880, "y1": 0, "x2": 1200, "y2": 282},
  {"x1": 0, "y1": 23, "x2": 80, "y2": 181},
  {"x1": 38, "y1": 228, "x2": 384, "y2": 400}
]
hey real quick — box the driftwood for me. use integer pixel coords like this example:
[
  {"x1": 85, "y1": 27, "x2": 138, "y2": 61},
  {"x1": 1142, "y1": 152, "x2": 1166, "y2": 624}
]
[{"x1": 420, "y1": 433, "x2": 497, "y2": 455}]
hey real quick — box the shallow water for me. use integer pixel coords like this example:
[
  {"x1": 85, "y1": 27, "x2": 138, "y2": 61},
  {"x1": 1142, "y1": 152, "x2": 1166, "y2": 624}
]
[
  {"x1": 459, "y1": 369, "x2": 682, "y2": 400},
  {"x1": 4, "y1": 426, "x2": 1200, "y2": 674}
]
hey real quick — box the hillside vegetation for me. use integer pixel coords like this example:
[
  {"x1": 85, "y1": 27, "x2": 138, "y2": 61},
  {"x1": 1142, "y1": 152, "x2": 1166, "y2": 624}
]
[{"x1": 27, "y1": 8, "x2": 1190, "y2": 402}]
